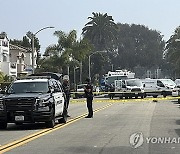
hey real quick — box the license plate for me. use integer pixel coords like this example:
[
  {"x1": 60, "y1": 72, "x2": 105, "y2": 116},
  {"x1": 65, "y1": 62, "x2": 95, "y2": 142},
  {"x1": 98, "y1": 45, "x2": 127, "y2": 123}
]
[
  {"x1": 135, "y1": 93, "x2": 138, "y2": 95},
  {"x1": 15, "y1": 116, "x2": 24, "y2": 121}
]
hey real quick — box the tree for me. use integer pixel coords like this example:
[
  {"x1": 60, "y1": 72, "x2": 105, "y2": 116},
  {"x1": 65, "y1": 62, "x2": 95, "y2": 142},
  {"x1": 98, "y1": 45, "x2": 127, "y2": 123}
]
[
  {"x1": 165, "y1": 26, "x2": 180, "y2": 77},
  {"x1": 26, "y1": 31, "x2": 40, "y2": 51},
  {"x1": 40, "y1": 30, "x2": 92, "y2": 82},
  {"x1": 10, "y1": 35, "x2": 33, "y2": 49},
  {"x1": 82, "y1": 12, "x2": 118, "y2": 52},
  {"x1": 0, "y1": 72, "x2": 4, "y2": 82},
  {"x1": 82, "y1": 12, "x2": 119, "y2": 79},
  {"x1": 42, "y1": 30, "x2": 79, "y2": 73},
  {"x1": 114, "y1": 23, "x2": 165, "y2": 73}
]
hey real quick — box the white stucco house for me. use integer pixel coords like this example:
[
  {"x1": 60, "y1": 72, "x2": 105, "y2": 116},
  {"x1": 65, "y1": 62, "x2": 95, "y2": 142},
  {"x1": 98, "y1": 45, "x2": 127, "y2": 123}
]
[
  {"x1": 9, "y1": 44, "x2": 37, "y2": 76},
  {"x1": 0, "y1": 33, "x2": 37, "y2": 77},
  {"x1": 0, "y1": 33, "x2": 17, "y2": 77}
]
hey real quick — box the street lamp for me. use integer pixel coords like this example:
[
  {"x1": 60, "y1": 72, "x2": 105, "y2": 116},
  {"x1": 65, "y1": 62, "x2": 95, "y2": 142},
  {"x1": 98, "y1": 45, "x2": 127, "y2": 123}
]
[
  {"x1": 175, "y1": 39, "x2": 180, "y2": 42},
  {"x1": 88, "y1": 51, "x2": 107, "y2": 80},
  {"x1": 32, "y1": 26, "x2": 55, "y2": 74},
  {"x1": 74, "y1": 66, "x2": 79, "y2": 90}
]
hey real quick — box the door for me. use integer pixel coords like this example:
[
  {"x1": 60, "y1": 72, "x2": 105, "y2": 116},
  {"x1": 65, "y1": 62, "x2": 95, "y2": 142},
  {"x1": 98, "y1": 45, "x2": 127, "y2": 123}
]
[{"x1": 50, "y1": 80, "x2": 64, "y2": 116}]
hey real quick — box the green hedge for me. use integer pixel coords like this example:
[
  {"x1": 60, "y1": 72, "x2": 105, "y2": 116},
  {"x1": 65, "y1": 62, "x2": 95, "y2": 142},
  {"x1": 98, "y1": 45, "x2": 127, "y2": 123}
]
[{"x1": 0, "y1": 82, "x2": 12, "y2": 90}]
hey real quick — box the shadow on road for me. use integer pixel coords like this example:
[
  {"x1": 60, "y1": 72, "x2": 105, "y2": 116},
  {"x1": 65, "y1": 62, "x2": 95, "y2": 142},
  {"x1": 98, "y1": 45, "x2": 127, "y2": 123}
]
[
  {"x1": 4, "y1": 123, "x2": 47, "y2": 131},
  {"x1": 171, "y1": 100, "x2": 179, "y2": 104},
  {"x1": 3, "y1": 120, "x2": 64, "y2": 131}
]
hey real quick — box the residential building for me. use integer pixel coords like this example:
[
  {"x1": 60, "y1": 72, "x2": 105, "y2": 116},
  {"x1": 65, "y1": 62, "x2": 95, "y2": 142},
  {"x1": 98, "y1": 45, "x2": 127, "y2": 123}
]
[
  {"x1": 9, "y1": 44, "x2": 37, "y2": 76},
  {"x1": 0, "y1": 33, "x2": 37, "y2": 77},
  {"x1": 0, "y1": 33, "x2": 17, "y2": 77}
]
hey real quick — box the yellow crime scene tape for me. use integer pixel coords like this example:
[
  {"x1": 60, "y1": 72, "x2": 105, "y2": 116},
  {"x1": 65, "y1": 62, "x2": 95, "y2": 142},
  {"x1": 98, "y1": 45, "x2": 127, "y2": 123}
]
[
  {"x1": 70, "y1": 90, "x2": 164, "y2": 94},
  {"x1": 70, "y1": 92, "x2": 180, "y2": 103}
]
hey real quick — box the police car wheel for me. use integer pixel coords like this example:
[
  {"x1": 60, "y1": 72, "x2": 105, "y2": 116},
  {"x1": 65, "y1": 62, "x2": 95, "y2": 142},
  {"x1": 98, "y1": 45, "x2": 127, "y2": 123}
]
[
  {"x1": 0, "y1": 122, "x2": 7, "y2": 129},
  {"x1": 58, "y1": 107, "x2": 67, "y2": 123},
  {"x1": 46, "y1": 108, "x2": 55, "y2": 128}
]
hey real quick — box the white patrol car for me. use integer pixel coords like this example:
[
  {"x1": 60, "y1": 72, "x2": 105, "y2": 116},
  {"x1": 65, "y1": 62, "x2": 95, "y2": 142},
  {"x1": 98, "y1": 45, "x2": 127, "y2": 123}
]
[{"x1": 0, "y1": 75, "x2": 67, "y2": 129}]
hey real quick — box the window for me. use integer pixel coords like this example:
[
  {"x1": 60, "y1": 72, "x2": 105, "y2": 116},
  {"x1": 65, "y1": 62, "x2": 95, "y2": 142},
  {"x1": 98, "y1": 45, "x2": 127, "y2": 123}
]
[
  {"x1": 157, "y1": 80, "x2": 164, "y2": 87},
  {"x1": 2, "y1": 41, "x2": 8, "y2": 47},
  {"x1": 3, "y1": 54, "x2": 7, "y2": 62},
  {"x1": 11, "y1": 63, "x2": 16, "y2": 69}
]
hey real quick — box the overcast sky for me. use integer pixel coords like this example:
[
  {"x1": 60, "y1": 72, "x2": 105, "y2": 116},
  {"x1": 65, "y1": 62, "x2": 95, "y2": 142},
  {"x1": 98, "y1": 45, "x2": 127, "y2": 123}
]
[{"x1": 1, "y1": 0, "x2": 180, "y2": 53}]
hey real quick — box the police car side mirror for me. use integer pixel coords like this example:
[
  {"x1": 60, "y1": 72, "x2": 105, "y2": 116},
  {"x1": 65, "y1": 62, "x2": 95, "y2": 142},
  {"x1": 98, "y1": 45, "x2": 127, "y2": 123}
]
[{"x1": 48, "y1": 87, "x2": 54, "y2": 93}]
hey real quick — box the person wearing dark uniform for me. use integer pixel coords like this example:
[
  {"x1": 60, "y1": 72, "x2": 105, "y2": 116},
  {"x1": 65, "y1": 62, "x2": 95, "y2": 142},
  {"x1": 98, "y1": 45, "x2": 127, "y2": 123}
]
[
  {"x1": 62, "y1": 78, "x2": 71, "y2": 117},
  {"x1": 109, "y1": 84, "x2": 115, "y2": 99},
  {"x1": 84, "y1": 78, "x2": 94, "y2": 118}
]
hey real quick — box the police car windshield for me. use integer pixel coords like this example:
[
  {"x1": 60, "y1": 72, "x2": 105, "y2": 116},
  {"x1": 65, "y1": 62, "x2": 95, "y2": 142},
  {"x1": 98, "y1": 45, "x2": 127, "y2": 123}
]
[{"x1": 8, "y1": 82, "x2": 49, "y2": 94}]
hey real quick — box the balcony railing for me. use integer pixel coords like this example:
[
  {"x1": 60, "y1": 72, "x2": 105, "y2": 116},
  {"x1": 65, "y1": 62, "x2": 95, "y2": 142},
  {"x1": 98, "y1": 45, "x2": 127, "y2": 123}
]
[{"x1": 1, "y1": 62, "x2": 17, "y2": 76}]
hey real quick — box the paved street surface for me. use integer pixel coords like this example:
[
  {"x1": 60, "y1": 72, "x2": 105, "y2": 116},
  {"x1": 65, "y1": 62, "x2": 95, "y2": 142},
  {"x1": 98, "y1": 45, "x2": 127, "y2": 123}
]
[{"x1": 1, "y1": 97, "x2": 180, "y2": 154}]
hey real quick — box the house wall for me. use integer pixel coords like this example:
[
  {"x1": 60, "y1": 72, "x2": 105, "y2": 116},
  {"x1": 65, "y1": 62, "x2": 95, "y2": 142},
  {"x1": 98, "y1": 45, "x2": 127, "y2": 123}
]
[
  {"x1": 0, "y1": 35, "x2": 38, "y2": 77},
  {"x1": 0, "y1": 37, "x2": 10, "y2": 63},
  {"x1": 0, "y1": 36, "x2": 11, "y2": 76}
]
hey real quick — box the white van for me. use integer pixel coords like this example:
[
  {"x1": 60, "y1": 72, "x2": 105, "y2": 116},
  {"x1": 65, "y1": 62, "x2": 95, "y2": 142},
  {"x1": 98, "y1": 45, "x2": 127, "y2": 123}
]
[
  {"x1": 172, "y1": 79, "x2": 180, "y2": 97},
  {"x1": 141, "y1": 78, "x2": 160, "y2": 98},
  {"x1": 175, "y1": 79, "x2": 180, "y2": 87},
  {"x1": 114, "y1": 79, "x2": 144, "y2": 99},
  {"x1": 142, "y1": 78, "x2": 176, "y2": 97}
]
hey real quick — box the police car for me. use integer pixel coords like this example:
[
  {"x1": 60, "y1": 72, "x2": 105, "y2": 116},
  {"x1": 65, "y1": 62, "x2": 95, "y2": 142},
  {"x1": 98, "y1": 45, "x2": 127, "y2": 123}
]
[{"x1": 0, "y1": 75, "x2": 67, "y2": 129}]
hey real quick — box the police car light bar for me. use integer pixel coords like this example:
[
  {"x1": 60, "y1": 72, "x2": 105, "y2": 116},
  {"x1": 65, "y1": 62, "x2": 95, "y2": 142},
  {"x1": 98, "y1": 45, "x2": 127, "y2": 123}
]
[{"x1": 18, "y1": 76, "x2": 51, "y2": 80}]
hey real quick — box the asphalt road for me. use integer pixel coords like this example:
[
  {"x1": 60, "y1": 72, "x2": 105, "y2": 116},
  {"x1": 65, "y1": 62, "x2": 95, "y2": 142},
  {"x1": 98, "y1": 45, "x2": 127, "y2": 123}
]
[{"x1": 1, "y1": 97, "x2": 180, "y2": 154}]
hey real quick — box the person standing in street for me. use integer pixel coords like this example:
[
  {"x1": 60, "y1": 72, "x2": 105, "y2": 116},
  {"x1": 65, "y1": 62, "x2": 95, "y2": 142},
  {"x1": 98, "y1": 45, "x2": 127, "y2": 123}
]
[
  {"x1": 109, "y1": 84, "x2": 115, "y2": 99},
  {"x1": 62, "y1": 77, "x2": 71, "y2": 117},
  {"x1": 84, "y1": 78, "x2": 94, "y2": 118}
]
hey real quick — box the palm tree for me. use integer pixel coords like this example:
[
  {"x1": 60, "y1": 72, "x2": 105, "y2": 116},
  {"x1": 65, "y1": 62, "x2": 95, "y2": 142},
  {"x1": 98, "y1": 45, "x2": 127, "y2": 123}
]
[
  {"x1": 41, "y1": 30, "x2": 92, "y2": 79},
  {"x1": 82, "y1": 12, "x2": 118, "y2": 51}
]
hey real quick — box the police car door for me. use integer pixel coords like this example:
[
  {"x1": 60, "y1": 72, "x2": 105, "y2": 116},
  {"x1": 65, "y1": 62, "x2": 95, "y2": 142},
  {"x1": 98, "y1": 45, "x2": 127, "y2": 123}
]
[{"x1": 51, "y1": 80, "x2": 64, "y2": 116}]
